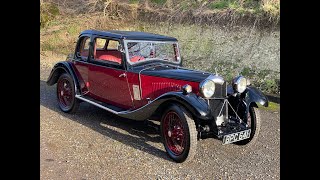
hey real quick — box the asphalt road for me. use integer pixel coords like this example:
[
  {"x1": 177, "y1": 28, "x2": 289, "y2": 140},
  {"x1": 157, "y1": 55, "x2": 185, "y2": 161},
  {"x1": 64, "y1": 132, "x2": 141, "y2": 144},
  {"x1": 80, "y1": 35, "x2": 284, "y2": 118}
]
[{"x1": 40, "y1": 66, "x2": 280, "y2": 179}]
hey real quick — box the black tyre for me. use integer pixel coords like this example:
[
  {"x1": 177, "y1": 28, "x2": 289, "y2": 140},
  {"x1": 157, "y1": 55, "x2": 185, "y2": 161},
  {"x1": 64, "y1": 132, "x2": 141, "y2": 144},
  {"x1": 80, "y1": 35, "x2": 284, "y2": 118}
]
[
  {"x1": 56, "y1": 73, "x2": 79, "y2": 113},
  {"x1": 160, "y1": 104, "x2": 197, "y2": 163},
  {"x1": 235, "y1": 106, "x2": 261, "y2": 145}
]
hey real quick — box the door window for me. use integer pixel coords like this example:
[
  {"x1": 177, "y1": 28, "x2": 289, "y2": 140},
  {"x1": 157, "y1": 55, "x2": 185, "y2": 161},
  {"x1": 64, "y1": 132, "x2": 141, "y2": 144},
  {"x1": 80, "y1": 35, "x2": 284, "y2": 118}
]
[{"x1": 93, "y1": 37, "x2": 122, "y2": 65}]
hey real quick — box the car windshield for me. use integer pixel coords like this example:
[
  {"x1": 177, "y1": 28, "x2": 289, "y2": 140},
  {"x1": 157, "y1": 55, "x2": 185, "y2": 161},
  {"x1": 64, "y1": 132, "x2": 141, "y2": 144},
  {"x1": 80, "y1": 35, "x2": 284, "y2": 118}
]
[{"x1": 125, "y1": 40, "x2": 181, "y2": 64}]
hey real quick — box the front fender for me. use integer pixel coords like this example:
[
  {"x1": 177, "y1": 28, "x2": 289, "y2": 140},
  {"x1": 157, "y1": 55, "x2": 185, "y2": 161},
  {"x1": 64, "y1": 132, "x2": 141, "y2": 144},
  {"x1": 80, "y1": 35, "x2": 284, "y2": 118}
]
[
  {"x1": 46, "y1": 61, "x2": 80, "y2": 94},
  {"x1": 245, "y1": 86, "x2": 269, "y2": 107},
  {"x1": 118, "y1": 92, "x2": 211, "y2": 121}
]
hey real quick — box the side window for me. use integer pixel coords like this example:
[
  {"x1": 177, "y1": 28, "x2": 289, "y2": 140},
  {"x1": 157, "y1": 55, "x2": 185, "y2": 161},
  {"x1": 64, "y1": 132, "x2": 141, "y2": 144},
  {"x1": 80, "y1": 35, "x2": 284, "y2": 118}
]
[
  {"x1": 76, "y1": 36, "x2": 90, "y2": 59},
  {"x1": 107, "y1": 40, "x2": 119, "y2": 50},
  {"x1": 95, "y1": 38, "x2": 107, "y2": 50},
  {"x1": 93, "y1": 37, "x2": 122, "y2": 65}
]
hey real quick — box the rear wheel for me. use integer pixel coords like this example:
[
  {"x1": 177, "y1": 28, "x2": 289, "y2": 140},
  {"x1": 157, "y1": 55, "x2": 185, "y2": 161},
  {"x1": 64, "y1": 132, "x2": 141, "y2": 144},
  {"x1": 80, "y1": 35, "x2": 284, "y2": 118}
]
[
  {"x1": 56, "y1": 73, "x2": 79, "y2": 113},
  {"x1": 160, "y1": 104, "x2": 197, "y2": 163},
  {"x1": 235, "y1": 105, "x2": 261, "y2": 145}
]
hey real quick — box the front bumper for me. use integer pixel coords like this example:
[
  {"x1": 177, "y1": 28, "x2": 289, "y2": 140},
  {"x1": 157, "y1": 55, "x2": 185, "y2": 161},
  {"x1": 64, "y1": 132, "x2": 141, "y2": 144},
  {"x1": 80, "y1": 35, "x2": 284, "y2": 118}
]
[
  {"x1": 205, "y1": 97, "x2": 250, "y2": 139},
  {"x1": 216, "y1": 118, "x2": 250, "y2": 139}
]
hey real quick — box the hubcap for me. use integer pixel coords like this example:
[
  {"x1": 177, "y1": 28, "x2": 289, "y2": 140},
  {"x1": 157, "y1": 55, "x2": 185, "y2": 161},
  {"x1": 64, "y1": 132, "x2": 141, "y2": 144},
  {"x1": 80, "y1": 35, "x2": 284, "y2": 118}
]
[{"x1": 163, "y1": 111, "x2": 186, "y2": 155}]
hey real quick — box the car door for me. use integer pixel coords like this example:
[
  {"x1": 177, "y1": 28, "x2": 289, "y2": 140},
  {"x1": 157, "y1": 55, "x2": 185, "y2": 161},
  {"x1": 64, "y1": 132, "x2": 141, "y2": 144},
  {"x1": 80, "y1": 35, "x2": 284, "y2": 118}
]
[
  {"x1": 73, "y1": 34, "x2": 90, "y2": 93},
  {"x1": 87, "y1": 36, "x2": 133, "y2": 110}
]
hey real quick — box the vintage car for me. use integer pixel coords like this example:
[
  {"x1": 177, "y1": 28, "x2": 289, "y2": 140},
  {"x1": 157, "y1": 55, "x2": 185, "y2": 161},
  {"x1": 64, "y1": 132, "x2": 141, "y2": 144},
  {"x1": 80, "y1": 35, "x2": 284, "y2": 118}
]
[{"x1": 47, "y1": 30, "x2": 268, "y2": 163}]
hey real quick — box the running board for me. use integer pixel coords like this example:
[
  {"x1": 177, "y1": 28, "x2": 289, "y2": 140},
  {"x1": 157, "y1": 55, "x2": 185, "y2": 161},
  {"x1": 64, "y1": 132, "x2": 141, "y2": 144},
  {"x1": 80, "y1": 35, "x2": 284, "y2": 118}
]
[
  {"x1": 75, "y1": 95, "x2": 127, "y2": 114},
  {"x1": 75, "y1": 92, "x2": 187, "y2": 121}
]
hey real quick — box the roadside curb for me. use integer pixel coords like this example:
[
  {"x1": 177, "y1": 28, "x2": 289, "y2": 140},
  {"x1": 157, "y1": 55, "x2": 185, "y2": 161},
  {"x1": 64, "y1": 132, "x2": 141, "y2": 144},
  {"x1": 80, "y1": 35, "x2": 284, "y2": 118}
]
[{"x1": 266, "y1": 94, "x2": 280, "y2": 104}]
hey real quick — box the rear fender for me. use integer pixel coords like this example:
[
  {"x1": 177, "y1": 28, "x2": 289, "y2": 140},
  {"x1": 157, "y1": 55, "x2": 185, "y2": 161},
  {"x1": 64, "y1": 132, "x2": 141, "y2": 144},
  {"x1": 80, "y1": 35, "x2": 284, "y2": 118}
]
[{"x1": 46, "y1": 61, "x2": 80, "y2": 94}]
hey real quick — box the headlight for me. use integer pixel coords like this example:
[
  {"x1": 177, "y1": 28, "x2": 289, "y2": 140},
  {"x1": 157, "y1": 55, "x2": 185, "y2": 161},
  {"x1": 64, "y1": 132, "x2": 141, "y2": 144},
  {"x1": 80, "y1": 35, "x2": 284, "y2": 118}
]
[
  {"x1": 232, "y1": 76, "x2": 248, "y2": 93},
  {"x1": 199, "y1": 80, "x2": 215, "y2": 98}
]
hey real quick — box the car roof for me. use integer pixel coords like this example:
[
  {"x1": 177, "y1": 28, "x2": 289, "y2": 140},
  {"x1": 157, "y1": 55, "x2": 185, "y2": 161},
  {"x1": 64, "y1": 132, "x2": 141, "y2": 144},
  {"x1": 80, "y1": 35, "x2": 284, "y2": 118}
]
[{"x1": 80, "y1": 30, "x2": 177, "y2": 41}]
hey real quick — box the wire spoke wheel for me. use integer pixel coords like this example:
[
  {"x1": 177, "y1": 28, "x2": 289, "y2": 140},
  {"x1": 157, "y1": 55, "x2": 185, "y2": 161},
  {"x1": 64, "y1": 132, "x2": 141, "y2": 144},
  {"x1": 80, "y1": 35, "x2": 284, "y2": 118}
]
[
  {"x1": 160, "y1": 104, "x2": 197, "y2": 163},
  {"x1": 163, "y1": 111, "x2": 186, "y2": 155},
  {"x1": 56, "y1": 73, "x2": 79, "y2": 113},
  {"x1": 57, "y1": 79, "x2": 73, "y2": 108}
]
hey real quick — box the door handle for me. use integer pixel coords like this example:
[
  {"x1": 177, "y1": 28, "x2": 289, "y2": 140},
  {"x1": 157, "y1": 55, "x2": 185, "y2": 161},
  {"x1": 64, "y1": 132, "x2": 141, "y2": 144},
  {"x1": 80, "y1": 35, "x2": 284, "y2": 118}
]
[{"x1": 119, "y1": 73, "x2": 126, "y2": 78}]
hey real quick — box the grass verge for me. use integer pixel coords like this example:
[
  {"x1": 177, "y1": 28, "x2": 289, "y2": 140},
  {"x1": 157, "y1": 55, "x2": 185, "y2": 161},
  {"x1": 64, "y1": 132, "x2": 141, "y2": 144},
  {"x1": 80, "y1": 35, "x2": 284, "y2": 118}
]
[{"x1": 259, "y1": 101, "x2": 280, "y2": 112}]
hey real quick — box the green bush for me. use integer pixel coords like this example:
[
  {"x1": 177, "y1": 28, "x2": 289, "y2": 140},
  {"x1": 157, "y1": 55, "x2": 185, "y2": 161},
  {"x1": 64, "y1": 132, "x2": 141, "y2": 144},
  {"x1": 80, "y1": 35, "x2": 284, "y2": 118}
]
[
  {"x1": 150, "y1": 0, "x2": 167, "y2": 5},
  {"x1": 206, "y1": 60, "x2": 279, "y2": 94},
  {"x1": 129, "y1": 0, "x2": 140, "y2": 4},
  {"x1": 209, "y1": 0, "x2": 230, "y2": 9},
  {"x1": 40, "y1": 3, "x2": 59, "y2": 28}
]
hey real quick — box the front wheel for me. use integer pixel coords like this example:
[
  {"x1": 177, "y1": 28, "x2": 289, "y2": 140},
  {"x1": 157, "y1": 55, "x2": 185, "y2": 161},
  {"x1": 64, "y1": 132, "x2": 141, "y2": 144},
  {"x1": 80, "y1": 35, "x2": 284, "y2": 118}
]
[
  {"x1": 235, "y1": 106, "x2": 261, "y2": 145},
  {"x1": 160, "y1": 104, "x2": 197, "y2": 163}
]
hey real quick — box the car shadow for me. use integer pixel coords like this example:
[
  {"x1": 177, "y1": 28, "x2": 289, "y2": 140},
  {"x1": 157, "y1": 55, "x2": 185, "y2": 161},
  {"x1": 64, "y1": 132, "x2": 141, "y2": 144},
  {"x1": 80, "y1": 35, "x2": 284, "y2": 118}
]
[{"x1": 40, "y1": 80, "x2": 173, "y2": 162}]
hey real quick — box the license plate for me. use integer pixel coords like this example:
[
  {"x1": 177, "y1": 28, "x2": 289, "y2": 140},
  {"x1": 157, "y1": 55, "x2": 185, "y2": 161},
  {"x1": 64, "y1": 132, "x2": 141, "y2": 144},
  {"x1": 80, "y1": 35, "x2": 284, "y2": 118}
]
[{"x1": 222, "y1": 129, "x2": 251, "y2": 144}]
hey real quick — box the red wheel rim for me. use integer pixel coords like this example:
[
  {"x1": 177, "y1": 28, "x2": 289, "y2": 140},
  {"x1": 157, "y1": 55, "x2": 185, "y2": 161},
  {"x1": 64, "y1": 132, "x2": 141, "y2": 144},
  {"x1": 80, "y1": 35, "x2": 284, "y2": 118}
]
[
  {"x1": 57, "y1": 78, "x2": 73, "y2": 109},
  {"x1": 163, "y1": 111, "x2": 186, "y2": 156}
]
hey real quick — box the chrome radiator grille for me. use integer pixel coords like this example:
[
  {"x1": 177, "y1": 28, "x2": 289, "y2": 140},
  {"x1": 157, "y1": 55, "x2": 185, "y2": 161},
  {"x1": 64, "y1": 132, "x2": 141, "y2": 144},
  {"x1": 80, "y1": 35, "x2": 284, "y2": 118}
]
[
  {"x1": 208, "y1": 82, "x2": 227, "y2": 123},
  {"x1": 209, "y1": 99, "x2": 227, "y2": 119},
  {"x1": 213, "y1": 82, "x2": 227, "y2": 98}
]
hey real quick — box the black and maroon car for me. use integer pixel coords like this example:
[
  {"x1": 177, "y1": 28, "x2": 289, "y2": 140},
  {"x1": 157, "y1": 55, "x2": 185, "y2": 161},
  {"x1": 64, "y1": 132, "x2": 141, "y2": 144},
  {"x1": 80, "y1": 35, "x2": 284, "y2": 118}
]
[{"x1": 47, "y1": 30, "x2": 268, "y2": 163}]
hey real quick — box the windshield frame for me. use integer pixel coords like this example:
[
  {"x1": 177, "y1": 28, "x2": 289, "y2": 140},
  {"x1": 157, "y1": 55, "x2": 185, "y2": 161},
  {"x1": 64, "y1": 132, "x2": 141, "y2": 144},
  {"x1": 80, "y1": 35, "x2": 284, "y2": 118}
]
[{"x1": 123, "y1": 39, "x2": 181, "y2": 66}]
